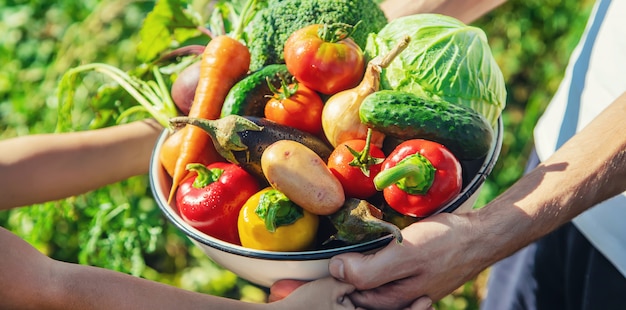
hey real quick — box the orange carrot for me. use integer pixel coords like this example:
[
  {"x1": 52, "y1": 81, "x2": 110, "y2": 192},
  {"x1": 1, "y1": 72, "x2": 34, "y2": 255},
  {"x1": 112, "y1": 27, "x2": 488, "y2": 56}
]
[
  {"x1": 167, "y1": 36, "x2": 251, "y2": 202},
  {"x1": 159, "y1": 127, "x2": 217, "y2": 178}
]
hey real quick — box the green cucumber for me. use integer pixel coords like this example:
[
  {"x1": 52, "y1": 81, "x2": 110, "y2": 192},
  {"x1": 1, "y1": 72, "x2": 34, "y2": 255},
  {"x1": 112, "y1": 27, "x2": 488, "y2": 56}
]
[
  {"x1": 359, "y1": 90, "x2": 493, "y2": 160},
  {"x1": 220, "y1": 64, "x2": 291, "y2": 117}
]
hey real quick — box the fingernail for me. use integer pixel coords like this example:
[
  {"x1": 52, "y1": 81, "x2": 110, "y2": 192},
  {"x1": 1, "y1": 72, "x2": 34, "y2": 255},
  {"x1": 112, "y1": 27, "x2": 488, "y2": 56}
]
[
  {"x1": 426, "y1": 298, "x2": 435, "y2": 310},
  {"x1": 337, "y1": 295, "x2": 344, "y2": 304},
  {"x1": 425, "y1": 297, "x2": 433, "y2": 309},
  {"x1": 329, "y1": 258, "x2": 345, "y2": 280}
]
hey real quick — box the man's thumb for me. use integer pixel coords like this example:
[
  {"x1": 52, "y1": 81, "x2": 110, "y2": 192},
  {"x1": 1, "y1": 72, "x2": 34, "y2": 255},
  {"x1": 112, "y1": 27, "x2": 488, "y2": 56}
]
[{"x1": 328, "y1": 252, "x2": 378, "y2": 287}]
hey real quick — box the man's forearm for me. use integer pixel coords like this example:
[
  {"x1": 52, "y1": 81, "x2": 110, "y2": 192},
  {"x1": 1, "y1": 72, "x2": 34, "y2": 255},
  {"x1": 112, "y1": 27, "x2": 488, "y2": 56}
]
[
  {"x1": 474, "y1": 92, "x2": 626, "y2": 264},
  {"x1": 380, "y1": 0, "x2": 506, "y2": 23}
]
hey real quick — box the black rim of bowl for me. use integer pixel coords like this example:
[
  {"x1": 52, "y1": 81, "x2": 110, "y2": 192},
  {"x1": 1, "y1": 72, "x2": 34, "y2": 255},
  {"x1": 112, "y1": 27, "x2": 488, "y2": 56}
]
[
  {"x1": 437, "y1": 116, "x2": 503, "y2": 214},
  {"x1": 149, "y1": 117, "x2": 503, "y2": 261}
]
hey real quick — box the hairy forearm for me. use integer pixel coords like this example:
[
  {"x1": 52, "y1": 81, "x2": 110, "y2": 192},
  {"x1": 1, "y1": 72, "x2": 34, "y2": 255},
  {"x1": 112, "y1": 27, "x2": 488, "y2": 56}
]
[
  {"x1": 380, "y1": 0, "x2": 506, "y2": 23},
  {"x1": 473, "y1": 92, "x2": 626, "y2": 265},
  {"x1": 0, "y1": 119, "x2": 163, "y2": 210}
]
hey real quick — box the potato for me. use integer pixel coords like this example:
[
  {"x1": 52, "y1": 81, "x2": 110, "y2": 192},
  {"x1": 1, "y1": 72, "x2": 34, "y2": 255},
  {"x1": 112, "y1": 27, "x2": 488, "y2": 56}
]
[{"x1": 261, "y1": 140, "x2": 345, "y2": 215}]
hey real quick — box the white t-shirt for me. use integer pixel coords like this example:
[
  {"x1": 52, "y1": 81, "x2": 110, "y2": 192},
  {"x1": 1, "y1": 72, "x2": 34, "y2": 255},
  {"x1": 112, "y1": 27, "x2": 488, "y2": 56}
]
[{"x1": 533, "y1": 0, "x2": 626, "y2": 277}]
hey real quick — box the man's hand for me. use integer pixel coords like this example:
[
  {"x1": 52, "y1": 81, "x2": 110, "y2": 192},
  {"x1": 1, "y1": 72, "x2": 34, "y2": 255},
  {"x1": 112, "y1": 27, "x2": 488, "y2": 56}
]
[
  {"x1": 270, "y1": 278, "x2": 435, "y2": 310},
  {"x1": 328, "y1": 212, "x2": 486, "y2": 309},
  {"x1": 269, "y1": 212, "x2": 479, "y2": 310}
]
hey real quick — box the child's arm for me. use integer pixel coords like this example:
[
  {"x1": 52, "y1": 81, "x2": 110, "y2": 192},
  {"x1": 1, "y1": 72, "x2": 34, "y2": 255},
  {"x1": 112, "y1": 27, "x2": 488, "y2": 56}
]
[
  {"x1": 1, "y1": 225, "x2": 363, "y2": 310},
  {"x1": 0, "y1": 226, "x2": 258, "y2": 310},
  {"x1": 0, "y1": 119, "x2": 162, "y2": 210}
]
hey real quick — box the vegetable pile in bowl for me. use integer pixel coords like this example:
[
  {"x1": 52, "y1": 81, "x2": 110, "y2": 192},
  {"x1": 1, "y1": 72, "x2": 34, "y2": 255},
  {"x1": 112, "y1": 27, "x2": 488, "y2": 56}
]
[{"x1": 148, "y1": 1, "x2": 506, "y2": 288}]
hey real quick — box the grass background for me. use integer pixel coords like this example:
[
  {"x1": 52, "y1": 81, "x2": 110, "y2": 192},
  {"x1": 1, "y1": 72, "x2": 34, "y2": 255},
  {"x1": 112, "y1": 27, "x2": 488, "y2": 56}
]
[{"x1": 0, "y1": 0, "x2": 594, "y2": 308}]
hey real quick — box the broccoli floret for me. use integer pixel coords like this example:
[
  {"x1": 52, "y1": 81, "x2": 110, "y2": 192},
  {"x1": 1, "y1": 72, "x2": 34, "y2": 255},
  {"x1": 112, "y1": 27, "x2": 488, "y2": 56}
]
[{"x1": 247, "y1": 0, "x2": 388, "y2": 71}]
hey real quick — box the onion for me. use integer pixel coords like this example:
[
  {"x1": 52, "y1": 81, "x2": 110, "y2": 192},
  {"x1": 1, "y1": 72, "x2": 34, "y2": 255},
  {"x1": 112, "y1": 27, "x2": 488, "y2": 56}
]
[{"x1": 322, "y1": 36, "x2": 410, "y2": 148}]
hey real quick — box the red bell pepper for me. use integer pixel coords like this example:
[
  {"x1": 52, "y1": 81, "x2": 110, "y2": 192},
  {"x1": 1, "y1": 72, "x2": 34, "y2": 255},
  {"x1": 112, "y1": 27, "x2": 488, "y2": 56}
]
[
  {"x1": 374, "y1": 139, "x2": 462, "y2": 218},
  {"x1": 176, "y1": 162, "x2": 259, "y2": 245}
]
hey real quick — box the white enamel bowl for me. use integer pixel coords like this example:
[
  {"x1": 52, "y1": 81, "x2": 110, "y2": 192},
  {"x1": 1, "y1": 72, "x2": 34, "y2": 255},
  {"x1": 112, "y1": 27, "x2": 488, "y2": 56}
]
[{"x1": 149, "y1": 117, "x2": 502, "y2": 288}]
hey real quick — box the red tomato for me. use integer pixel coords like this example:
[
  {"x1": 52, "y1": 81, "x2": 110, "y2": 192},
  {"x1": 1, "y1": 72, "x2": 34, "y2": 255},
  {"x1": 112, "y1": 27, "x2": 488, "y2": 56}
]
[
  {"x1": 283, "y1": 24, "x2": 365, "y2": 95},
  {"x1": 327, "y1": 138, "x2": 385, "y2": 199},
  {"x1": 264, "y1": 82, "x2": 324, "y2": 135}
]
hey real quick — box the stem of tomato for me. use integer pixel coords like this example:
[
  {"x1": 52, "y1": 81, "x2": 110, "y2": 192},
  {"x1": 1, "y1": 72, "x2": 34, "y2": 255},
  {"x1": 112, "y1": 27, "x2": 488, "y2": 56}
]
[
  {"x1": 318, "y1": 23, "x2": 355, "y2": 43},
  {"x1": 266, "y1": 75, "x2": 298, "y2": 100},
  {"x1": 347, "y1": 128, "x2": 384, "y2": 177}
]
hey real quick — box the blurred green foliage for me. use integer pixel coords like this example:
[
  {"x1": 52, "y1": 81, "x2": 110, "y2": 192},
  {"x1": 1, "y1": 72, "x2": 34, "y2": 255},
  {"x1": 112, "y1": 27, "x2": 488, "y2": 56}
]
[
  {"x1": 472, "y1": 0, "x2": 594, "y2": 211},
  {"x1": 0, "y1": 0, "x2": 594, "y2": 308}
]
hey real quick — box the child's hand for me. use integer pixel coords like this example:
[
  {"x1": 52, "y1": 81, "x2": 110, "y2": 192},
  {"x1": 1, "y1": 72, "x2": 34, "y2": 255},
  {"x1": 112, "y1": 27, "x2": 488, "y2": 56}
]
[
  {"x1": 269, "y1": 277, "x2": 435, "y2": 310},
  {"x1": 269, "y1": 277, "x2": 357, "y2": 310}
]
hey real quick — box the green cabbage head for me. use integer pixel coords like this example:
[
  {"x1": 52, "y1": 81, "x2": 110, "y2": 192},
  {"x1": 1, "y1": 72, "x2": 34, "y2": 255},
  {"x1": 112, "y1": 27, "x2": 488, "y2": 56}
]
[{"x1": 365, "y1": 14, "x2": 506, "y2": 125}]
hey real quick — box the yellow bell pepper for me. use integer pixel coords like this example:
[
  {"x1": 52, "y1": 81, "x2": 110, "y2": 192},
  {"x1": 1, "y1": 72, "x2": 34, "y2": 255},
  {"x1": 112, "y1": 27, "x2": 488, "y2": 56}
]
[{"x1": 238, "y1": 187, "x2": 319, "y2": 251}]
